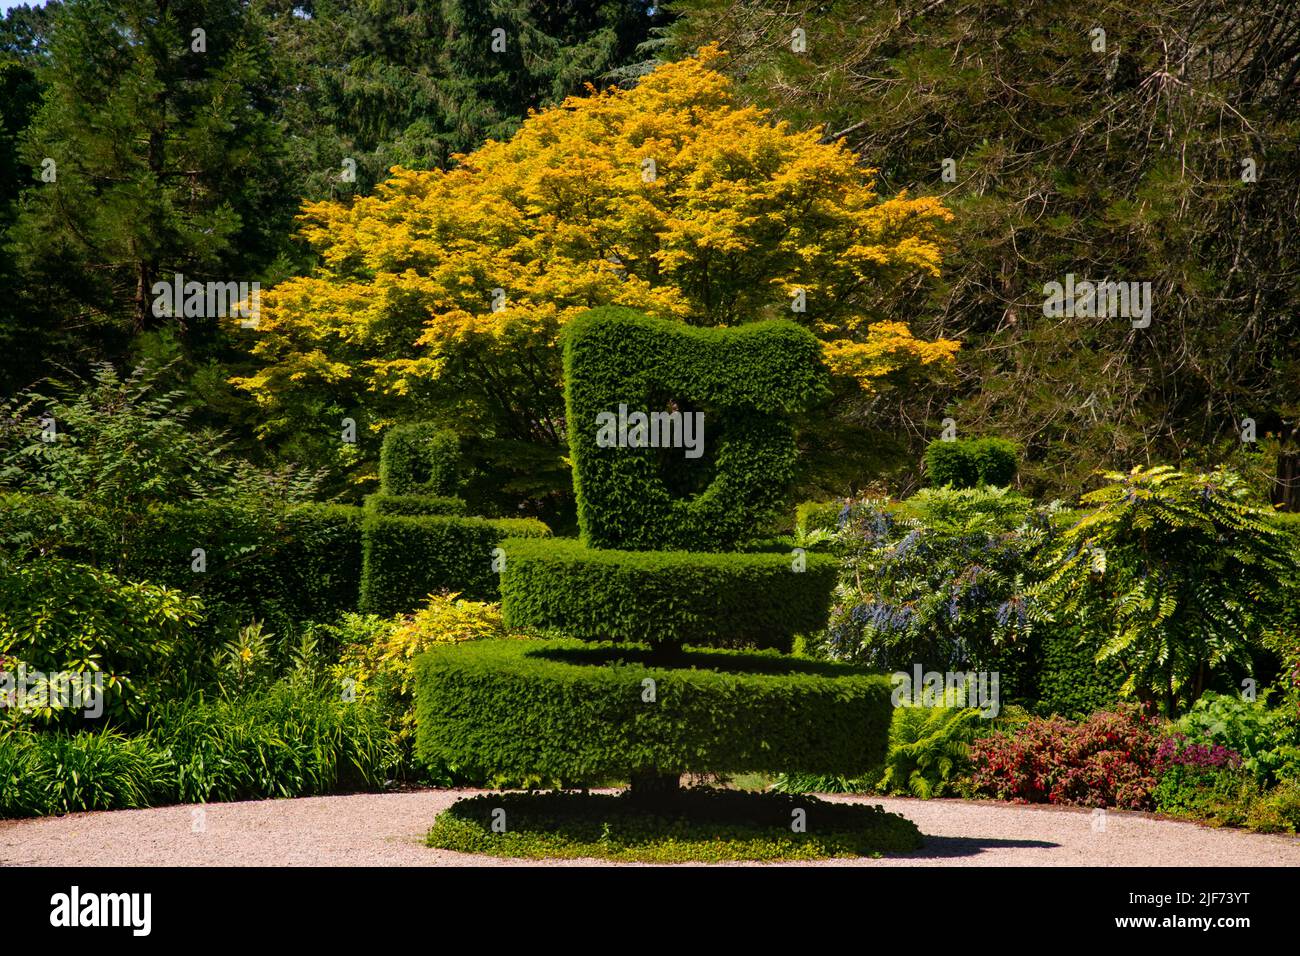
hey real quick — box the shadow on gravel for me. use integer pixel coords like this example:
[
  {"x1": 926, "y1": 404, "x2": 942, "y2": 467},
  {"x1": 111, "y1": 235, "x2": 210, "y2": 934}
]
[{"x1": 897, "y1": 835, "x2": 1060, "y2": 859}]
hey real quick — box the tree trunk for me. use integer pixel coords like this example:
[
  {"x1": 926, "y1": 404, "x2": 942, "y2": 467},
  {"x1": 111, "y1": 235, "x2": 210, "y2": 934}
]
[{"x1": 1274, "y1": 423, "x2": 1299, "y2": 511}]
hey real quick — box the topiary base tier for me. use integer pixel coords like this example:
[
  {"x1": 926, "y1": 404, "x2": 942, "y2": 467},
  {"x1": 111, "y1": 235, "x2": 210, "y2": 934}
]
[
  {"x1": 415, "y1": 639, "x2": 894, "y2": 784},
  {"x1": 427, "y1": 789, "x2": 922, "y2": 862}
]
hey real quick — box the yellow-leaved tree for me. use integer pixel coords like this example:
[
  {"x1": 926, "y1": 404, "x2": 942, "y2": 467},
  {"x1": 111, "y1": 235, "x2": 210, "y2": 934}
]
[{"x1": 233, "y1": 47, "x2": 958, "y2": 507}]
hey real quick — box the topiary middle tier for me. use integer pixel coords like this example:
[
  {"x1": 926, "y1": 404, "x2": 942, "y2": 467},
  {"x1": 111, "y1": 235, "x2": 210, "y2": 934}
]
[
  {"x1": 414, "y1": 639, "x2": 893, "y2": 783},
  {"x1": 499, "y1": 537, "x2": 837, "y2": 653}
]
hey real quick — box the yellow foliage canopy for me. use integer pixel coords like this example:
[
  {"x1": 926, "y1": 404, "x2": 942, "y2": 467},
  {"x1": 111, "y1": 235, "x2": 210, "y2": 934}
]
[{"x1": 233, "y1": 46, "x2": 958, "y2": 430}]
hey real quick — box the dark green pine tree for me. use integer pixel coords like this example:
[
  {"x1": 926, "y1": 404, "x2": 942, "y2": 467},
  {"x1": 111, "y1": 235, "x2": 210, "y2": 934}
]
[
  {"x1": 269, "y1": 0, "x2": 666, "y2": 199},
  {"x1": 0, "y1": 2, "x2": 59, "y2": 392},
  {"x1": 11, "y1": 0, "x2": 294, "y2": 362}
]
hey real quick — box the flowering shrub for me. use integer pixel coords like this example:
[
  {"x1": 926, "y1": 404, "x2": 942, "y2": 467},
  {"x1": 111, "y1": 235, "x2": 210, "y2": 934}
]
[
  {"x1": 967, "y1": 708, "x2": 1162, "y2": 809},
  {"x1": 825, "y1": 486, "x2": 1048, "y2": 671},
  {"x1": 1154, "y1": 732, "x2": 1241, "y2": 772}
]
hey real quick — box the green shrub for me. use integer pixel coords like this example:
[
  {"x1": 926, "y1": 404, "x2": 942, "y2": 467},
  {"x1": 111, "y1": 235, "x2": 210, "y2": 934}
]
[
  {"x1": 1030, "y1": 466, "x2": 1297, "y2": 714},
  {"x1": 359, "y1": 513, "x2": 549, "y2": 614},
  {"x1": 426, "y1": 789, "x2": 921, "y2": 862},
  {"x1": 563, "y1": 306, "x2": 830, "y2": 551},
  {"x1": 825, "y1": 486, "x2": 1043, "y2": 672},
  {"x1": 0, "y1": 556, "x2": 203, "y2": 720},
  {"x1": 378, "y1": 423, "x2": 461, "y2": 497},
  {"x1": 499, "y1": 537, "x2": 836, "y2": 651},
  {"x1": 0, "y1": 730, "x2": 172, "y2": 818},
  {"x1": 121, "y1": 500, "x2": 364, "y2": 628},
  {"x1": 414, "y1": 638, "x2": 893, "y2": 783},
  {"x1": 0, "y1": 492, "x2": 111, "y2": 562},
  {"x1": 1247, "y1": 780, "x2": 1300, "y2": 833},
  {"x1": 1032, "y1": 625, "x2": 1128, "y2": 719},
  {"x1": 878, "y1": 703, "x2": 984, "y2": 798},
  {"x1": 364, "y1": 494, "x2": 468, "y2": 517},
  {"x1": 150, "y1": 682, "x2": 400, "y2": 803},
  {"x1": 1176, "y1": 691, "x2": 1298, "y2": 785},
  {"x1": 796, "y1": 500, "x2": 844, "y2": 536},
  {"x1": 924, "y1": 437, "x2": 1019, "y2": 488}
]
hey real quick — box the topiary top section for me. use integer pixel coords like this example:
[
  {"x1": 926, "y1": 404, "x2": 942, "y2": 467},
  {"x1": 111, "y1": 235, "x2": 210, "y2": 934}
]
[
  {"x1": 563, "y1": 307, "x2": 830, "y2": 551},
  {"x1": 379, "y1": 423, "x2": 461, "y2": 497}
]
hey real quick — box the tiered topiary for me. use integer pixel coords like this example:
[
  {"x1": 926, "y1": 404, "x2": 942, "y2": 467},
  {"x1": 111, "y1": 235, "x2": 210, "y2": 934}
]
[{"x1": 416, "y1": 306, "x2": 919, "y2": 859}]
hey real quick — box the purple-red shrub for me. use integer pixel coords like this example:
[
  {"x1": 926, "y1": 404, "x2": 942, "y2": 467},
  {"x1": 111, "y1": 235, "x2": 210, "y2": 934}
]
[
  {"x1": 1154, "y1": 733, "x2": 1241, "y2": 773},
  {"x1": 968, "y1": 708, "x2": 1162, "y2": 809}
]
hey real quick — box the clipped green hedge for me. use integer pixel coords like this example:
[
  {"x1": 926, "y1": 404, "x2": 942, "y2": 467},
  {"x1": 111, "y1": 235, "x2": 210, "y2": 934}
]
[
  {"x1": 924, "y1": 437, "x2": 1019, "y2": 488},
  {"x1": 1031, "y1": 625, "x2": 1128, "y2": 719},
  {"x1": 359, "y1": 513, "x2": 550, "y2": 614},
  {"x1": 364, "y1": 494, "x2": 468, "y2": 517},
  {"x1": 379, "y1": 423, "x2": 461, "y2": 496},
  {"x1": 563, "y1": 306, "x2": 830, "y2": 551},
  {"x1": 415, "y1": 639, "x2": 893, "y2": 781},
  {"x1": 121, "y1": 500, "x2": 364, "y2": 626},
  {"x1": 499, "y1": 537, "x2": 836, "y2": 651}
]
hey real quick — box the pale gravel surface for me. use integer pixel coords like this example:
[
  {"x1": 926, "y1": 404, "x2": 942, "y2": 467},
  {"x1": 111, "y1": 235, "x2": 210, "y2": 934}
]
[{"x1": 2, "y1": 788, "x2": 1298, "y2": 867}]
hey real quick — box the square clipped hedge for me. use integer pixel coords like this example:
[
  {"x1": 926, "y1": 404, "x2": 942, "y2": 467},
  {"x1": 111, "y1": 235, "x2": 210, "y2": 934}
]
[
  {"x1": 378, "y1": 423, "x2": 461, "y2": 497},
  {"x1": 924, "y1": 437, "x2": 1019, "y2": 488},
  {"x1": 364, "y1": 493, "x2": 469, "y2": 517},
  {"x1": 359, "y1": 513, "x2": 550, "y2": 614}
]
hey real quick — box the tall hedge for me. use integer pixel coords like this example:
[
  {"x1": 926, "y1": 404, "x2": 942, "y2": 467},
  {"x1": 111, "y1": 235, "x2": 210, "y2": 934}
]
[
  {"x1": 359, "y1": 513, "x2": 550, "y2": 614},
  {"x1": 120, "y1": 501, "x2": 364, "y2": 627},
  {"x1": 563, "y1": 307, "x2": 830, "y2": 551}
]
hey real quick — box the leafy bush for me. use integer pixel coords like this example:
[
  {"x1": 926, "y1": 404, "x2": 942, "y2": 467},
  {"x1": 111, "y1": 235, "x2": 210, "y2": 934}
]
[
  {"x1": 1175, "y1": 691, "x2": 1298, "y2": 785},
  {"x1": 924, "y1": 437, "x2": 1019, "y2": 488},
  {"x1": 878, "y1": 702, "x2": 984, "y2": 798},
  {"x1": 563, "y1": 306, "x2": 831, "y2": 551},
  {"x1": 331, "y1": 595, "x2": 504, "y2": 743},
  {"x1": 1247, "y1": 780, "x2": 1300, "y2": 833},
  {"x1": 415, "y1": 639, "x2": 894, "y2": 784},
  {"x1": 1031, "y1": 466, "x2": 1297, "y2": 714},
  {"x1": 378, "y1": 423, "x2": 461, "y2": 497},
  {"x1": 364, "y1": 494, "x2": 468, "y2": 517},
  {"x1": 149, "y1": 682, "x2": 400, "y2": 803},
  {"x1": 358, "y1": 513, "x2": 549, "y2": 614},
  {"x1": 967, "y1": 707, "x2": 1163, "y2": 809},
  {"x1": 0, "y1": 556, "x2": 203, "y2": 720},
  {"x1": 1149, "y1": 730, "x2": 1254, "y2": 824},
  {"x1": 0, "y1": 492, "x2": 111, "y2": 562},
  {"x1": 500, "y1": 537, "x2": 836, "y2": 651},
  {"x1": 825, "y1": 486, "x2": 1044, "y2": 672}
]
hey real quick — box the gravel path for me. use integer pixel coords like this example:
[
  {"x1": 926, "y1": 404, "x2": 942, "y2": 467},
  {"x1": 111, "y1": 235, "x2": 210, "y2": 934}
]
[{"x1": 2, "y1": 789, "x2": 1297, "y2": 866}]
